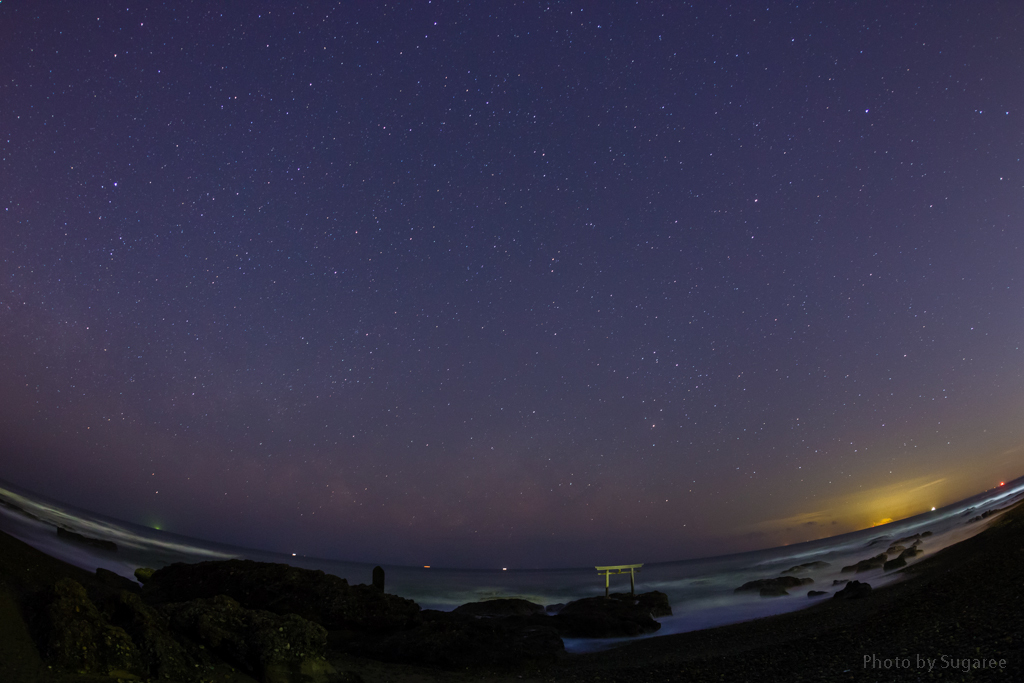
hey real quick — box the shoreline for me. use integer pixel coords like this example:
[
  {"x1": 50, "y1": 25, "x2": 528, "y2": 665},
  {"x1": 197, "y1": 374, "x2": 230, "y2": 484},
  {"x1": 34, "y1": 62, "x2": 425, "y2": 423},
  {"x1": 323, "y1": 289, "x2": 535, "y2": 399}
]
[{"x1": 0, "y1": 500, "x2": 1021, "y2": 682}]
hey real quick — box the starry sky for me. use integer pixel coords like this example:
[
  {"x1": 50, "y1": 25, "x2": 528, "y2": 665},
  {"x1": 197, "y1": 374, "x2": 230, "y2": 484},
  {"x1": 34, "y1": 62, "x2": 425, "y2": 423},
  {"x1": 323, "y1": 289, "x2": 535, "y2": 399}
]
[{"x1": 1, "y1": 1, "x2": 1023, "y2": 569}]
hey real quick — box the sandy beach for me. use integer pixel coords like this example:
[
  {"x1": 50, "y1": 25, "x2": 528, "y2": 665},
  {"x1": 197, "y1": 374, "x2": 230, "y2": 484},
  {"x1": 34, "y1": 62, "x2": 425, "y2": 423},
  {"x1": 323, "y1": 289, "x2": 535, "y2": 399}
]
[{"x1": 1, "y1": 499, "x2": 1021, "y2": 683}]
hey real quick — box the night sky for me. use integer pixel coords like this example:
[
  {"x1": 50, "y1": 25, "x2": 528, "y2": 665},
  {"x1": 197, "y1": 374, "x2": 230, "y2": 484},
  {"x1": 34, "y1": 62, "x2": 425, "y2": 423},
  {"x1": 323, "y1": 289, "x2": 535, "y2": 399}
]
[{"x1": 2, "y1": 1, "x2": 1023, "y2": 569}]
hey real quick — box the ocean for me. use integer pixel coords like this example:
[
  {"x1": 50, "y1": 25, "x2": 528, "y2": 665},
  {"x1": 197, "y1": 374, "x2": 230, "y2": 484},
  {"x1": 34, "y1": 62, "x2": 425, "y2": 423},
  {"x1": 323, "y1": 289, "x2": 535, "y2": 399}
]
[{"x1": 2, "y1": 476, "x2": 1021, "y2": 653}]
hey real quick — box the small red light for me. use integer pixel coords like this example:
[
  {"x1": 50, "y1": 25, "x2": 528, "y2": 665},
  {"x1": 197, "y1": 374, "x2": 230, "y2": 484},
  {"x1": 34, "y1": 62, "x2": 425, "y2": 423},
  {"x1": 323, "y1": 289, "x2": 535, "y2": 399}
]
[{"x1": 1000, "y1": 482, "x2": 1005, "y2": 486}]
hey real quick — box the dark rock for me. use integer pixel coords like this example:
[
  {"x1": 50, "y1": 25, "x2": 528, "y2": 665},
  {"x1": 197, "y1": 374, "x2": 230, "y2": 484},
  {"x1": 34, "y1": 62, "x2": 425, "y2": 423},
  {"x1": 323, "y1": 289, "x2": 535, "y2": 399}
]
[
  {"x1": 453, "y1": 597, "x2": 545, "y2": 617},
  {"x1": 545, "y1": 603, "x2": 566, "y2": 614},
  {"x1": 39, "y1": 578, "x2": 141, "y2": 676},
  {"x1": 95, "y1": 567, "x2": 140, "y2": 594},
  {"x1": 833, "y1": 579, "x2": 850, "y2": 586},
  {"x1": 634, "y1": 591, "x2": 672, "y2": 617},
  {"x1": 735, "y1": 576, "x2": 813, "y2": 593},
  {"x1": 782, "y1": 561, "x2": 830, "y2": 574},
  {"x1": 759, "y1": 587, "x2": 789, "y2": 597},
  {"x1": 164, "y1": 594, "x2": 334, "y2": 683},
  {"x1": 56, "y1": 527, "x2": 118, "y2": 553},
  {"x1": 899, "y1": 547, "x2": 921, "y2": 560},
  {"x1": 833, "y1": 580, "x2": 872, "y2": 600},
  {"x1": 807, "y1": 590, "x2": 828, "y2": 597},
  {"x1": 372, "y1": 565, "x2": 385, "y2": 592},
  {"x1": 886, "y1": 545, "x2": 906, "y2": 555},
  {"x1": 883, "y1": 556, "x2": 907, "y2": 572},
  {"x1": 551, "y1": 596, "x2": 661, "y2": 638},
  {"x1": 134, "y1": 567, "x2": 155, "y2": 584},
  {"x1": 841, "y1": 553, "x2": 888, "y2": 573},
  {"x1": 342, "y1": 609, "x2": 563, "y2": 669},
  {"x1": 142, "y1": 558, "x2": 420, "y2": 632},
  {"x1": 105, "y1": 590, "x2": 209, "y2": 682}
]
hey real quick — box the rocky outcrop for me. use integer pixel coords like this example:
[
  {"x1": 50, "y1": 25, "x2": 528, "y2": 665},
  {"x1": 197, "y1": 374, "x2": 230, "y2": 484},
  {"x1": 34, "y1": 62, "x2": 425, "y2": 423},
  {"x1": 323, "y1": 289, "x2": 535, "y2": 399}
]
[
  {"x1": 550, "y1": 596, "x2": 662, "y2": 638},
  {"x1": 164, "y1": 594, "x2": 333, "y2": 683},
  {"x1": 372, "y1": 565, "x2": 385, "y2": 592},
  {"x1": 735, "y1": 576, "x2": 813, "y2": 593},
  {"x1": 883, "y1": 556, "x2": 906, "y2": 572},
  {"x1": 56, "y1": 527, "x2": 118, "y2": 553},
  {"x1": 134, "y1": 566, "x2": 155, "y2": 584},
  {"x1": 632, "y1": 591, "x2": 673, "y2": 618},
  {"x1": 454, "y1": 598, "x2": 545, "y2": 617},
  {"x1": 833, "y1": 580, "x2": 872, "y2": 600},
  {"x1": 38, "y1": 578, "x2": 141, "y2": 676},
  {"x1": 782, "y1": 561, "x2": 830, "y2": 574},
  {"x1": 105, "y1": 590, "x2": 209, "y2": 681},
  {"x1": 841, "y1": 553, "x2": 887, "y2": 573},
  {"x1": 807, "y1": 590, "x2": 828, "y2": 597},
  {"x1": 141, "y1": 559, "x2": 420, "y2": 633}
]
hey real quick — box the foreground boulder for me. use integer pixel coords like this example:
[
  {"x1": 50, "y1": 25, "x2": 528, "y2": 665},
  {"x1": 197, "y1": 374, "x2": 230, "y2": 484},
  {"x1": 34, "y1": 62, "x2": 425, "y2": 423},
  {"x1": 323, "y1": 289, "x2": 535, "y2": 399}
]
[
  {"x1": 105, "y1": 590, "x2": 210, "y2": 681},
  {"x1": 37, "y1": 578, "x2": 141, "y2": 676},
  {"x1": 142, "y1": 559, "x2": 419, "y2": 632},
  {"x1": 164, "y1": 594, "x2": 334, "y2": 683}
]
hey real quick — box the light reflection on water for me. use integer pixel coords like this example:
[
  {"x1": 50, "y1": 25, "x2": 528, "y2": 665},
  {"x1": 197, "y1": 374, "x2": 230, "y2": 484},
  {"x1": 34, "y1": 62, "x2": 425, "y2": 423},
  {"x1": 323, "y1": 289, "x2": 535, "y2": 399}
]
[{"x1": 1, "y1": 477, "x2": 1021, "y2": 653}]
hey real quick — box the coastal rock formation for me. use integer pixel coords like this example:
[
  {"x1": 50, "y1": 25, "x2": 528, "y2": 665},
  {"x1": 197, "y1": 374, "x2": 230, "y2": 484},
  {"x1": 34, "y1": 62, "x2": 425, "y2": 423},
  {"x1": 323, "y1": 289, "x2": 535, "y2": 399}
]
[
  {"x1": 807, "y1": 590, "x2": 827, "y2": 597},
  {"x1": 38, "y1": 578, "x2": 141, "y2": 676},
  {"x1": 134, "y1": 566, "x2": 155, "y2": 584},
  {"x1": 56, "y1": 527, "x2": 118, "y2": 553},
  {"x1": 832, "y1": 580, "x2": 872, "y2": 600},
  {"x1": 631, "y1": 590, "x2": 673, "y2": 617},
  {"x1": 841, "y1": 553, "x2": 887, "y2": 573},
  {"x1": 141, "y1": 559, "x2": 420, "y2": 632},
  {"x1": 883, "y1": 556, "x2": 906, "y2": 571},
  {"x1": 105, "y1": 589, "x2": 210, "y2": 681},
  {"x1": 164, "y1": 594, "x2": 333, "y2": 683},
  {"x1": 454, "y1": 597, "x2": 545, "y2": 617},
  {"x1": 735, "y1": 576, "x2": 813, "y2": 593},
  {"x1": 782, "y1": 561, "x2": 830, "y2": 574},
  {"x1": 551, "y1": 595, "x2": 662, "y2": 637}
]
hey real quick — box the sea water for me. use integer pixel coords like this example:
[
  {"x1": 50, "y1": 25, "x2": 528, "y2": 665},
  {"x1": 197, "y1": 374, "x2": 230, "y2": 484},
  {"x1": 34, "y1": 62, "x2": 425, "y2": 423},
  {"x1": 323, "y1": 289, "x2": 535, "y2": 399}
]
[{"x1": 2, "y1": 476, "x2": 1022, "y2": 653}]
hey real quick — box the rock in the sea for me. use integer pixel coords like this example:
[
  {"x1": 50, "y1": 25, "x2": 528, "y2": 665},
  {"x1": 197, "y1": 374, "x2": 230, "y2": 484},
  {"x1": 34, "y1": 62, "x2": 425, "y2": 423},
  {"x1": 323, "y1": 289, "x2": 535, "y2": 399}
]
[
  {"x1": 808, "y1": 590, "x2": 828, "y2": 597},
  {"x1": 39, "y1": 578, "x2": 141, "y2": 676},
  {"x1": 833, "y1": 579, "x2": 850, "y2": 586},
  {"x1": 841, "y1": 553, "x2": 888, "y2": 573},
  {"x1": 551, "y1": 596, "x2": 662, "y2": 638},
  {"x1": 886, "y1": 545, "x2": 906, "y2": 555},
  {"x1": 142, "y1": 559, "x2": 420, "y2": 632},
  {"x1": 760, "y1": 587, "x2": 789, "y2": 597},
  {"x1": 454, "y1": 598, "x2": 545, "y2": 617},
  {"x1": 134, "y1": 567, "x2": 156, "y2": 584},
  {"x1": 883, "y1": 556, "x2": 907, "y2": 572},
  {"x1": 56, "y1": 527, "x2": 118, "y2": 553},
  {"x1": 164, "y1": 594, "x2": 333, "y2": 683},
  {"x1": 372, "y1": 565, "x2": 385, "y2": 592},
  {"x1": 633, "y1": 591, "x2": 673, "y2": 617},
  {"x1": 782, "y1": 561, "x2": 830, "y2": 574},
  {"x1": 344, "y1": 610, "x2": 564, "y2": 669},
  {"x1": 735, "y1": 576, "x2": 813, "y2": 593},
  {"x1": 832, "y1": 580, "x2": 872, "y2": 600}
]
